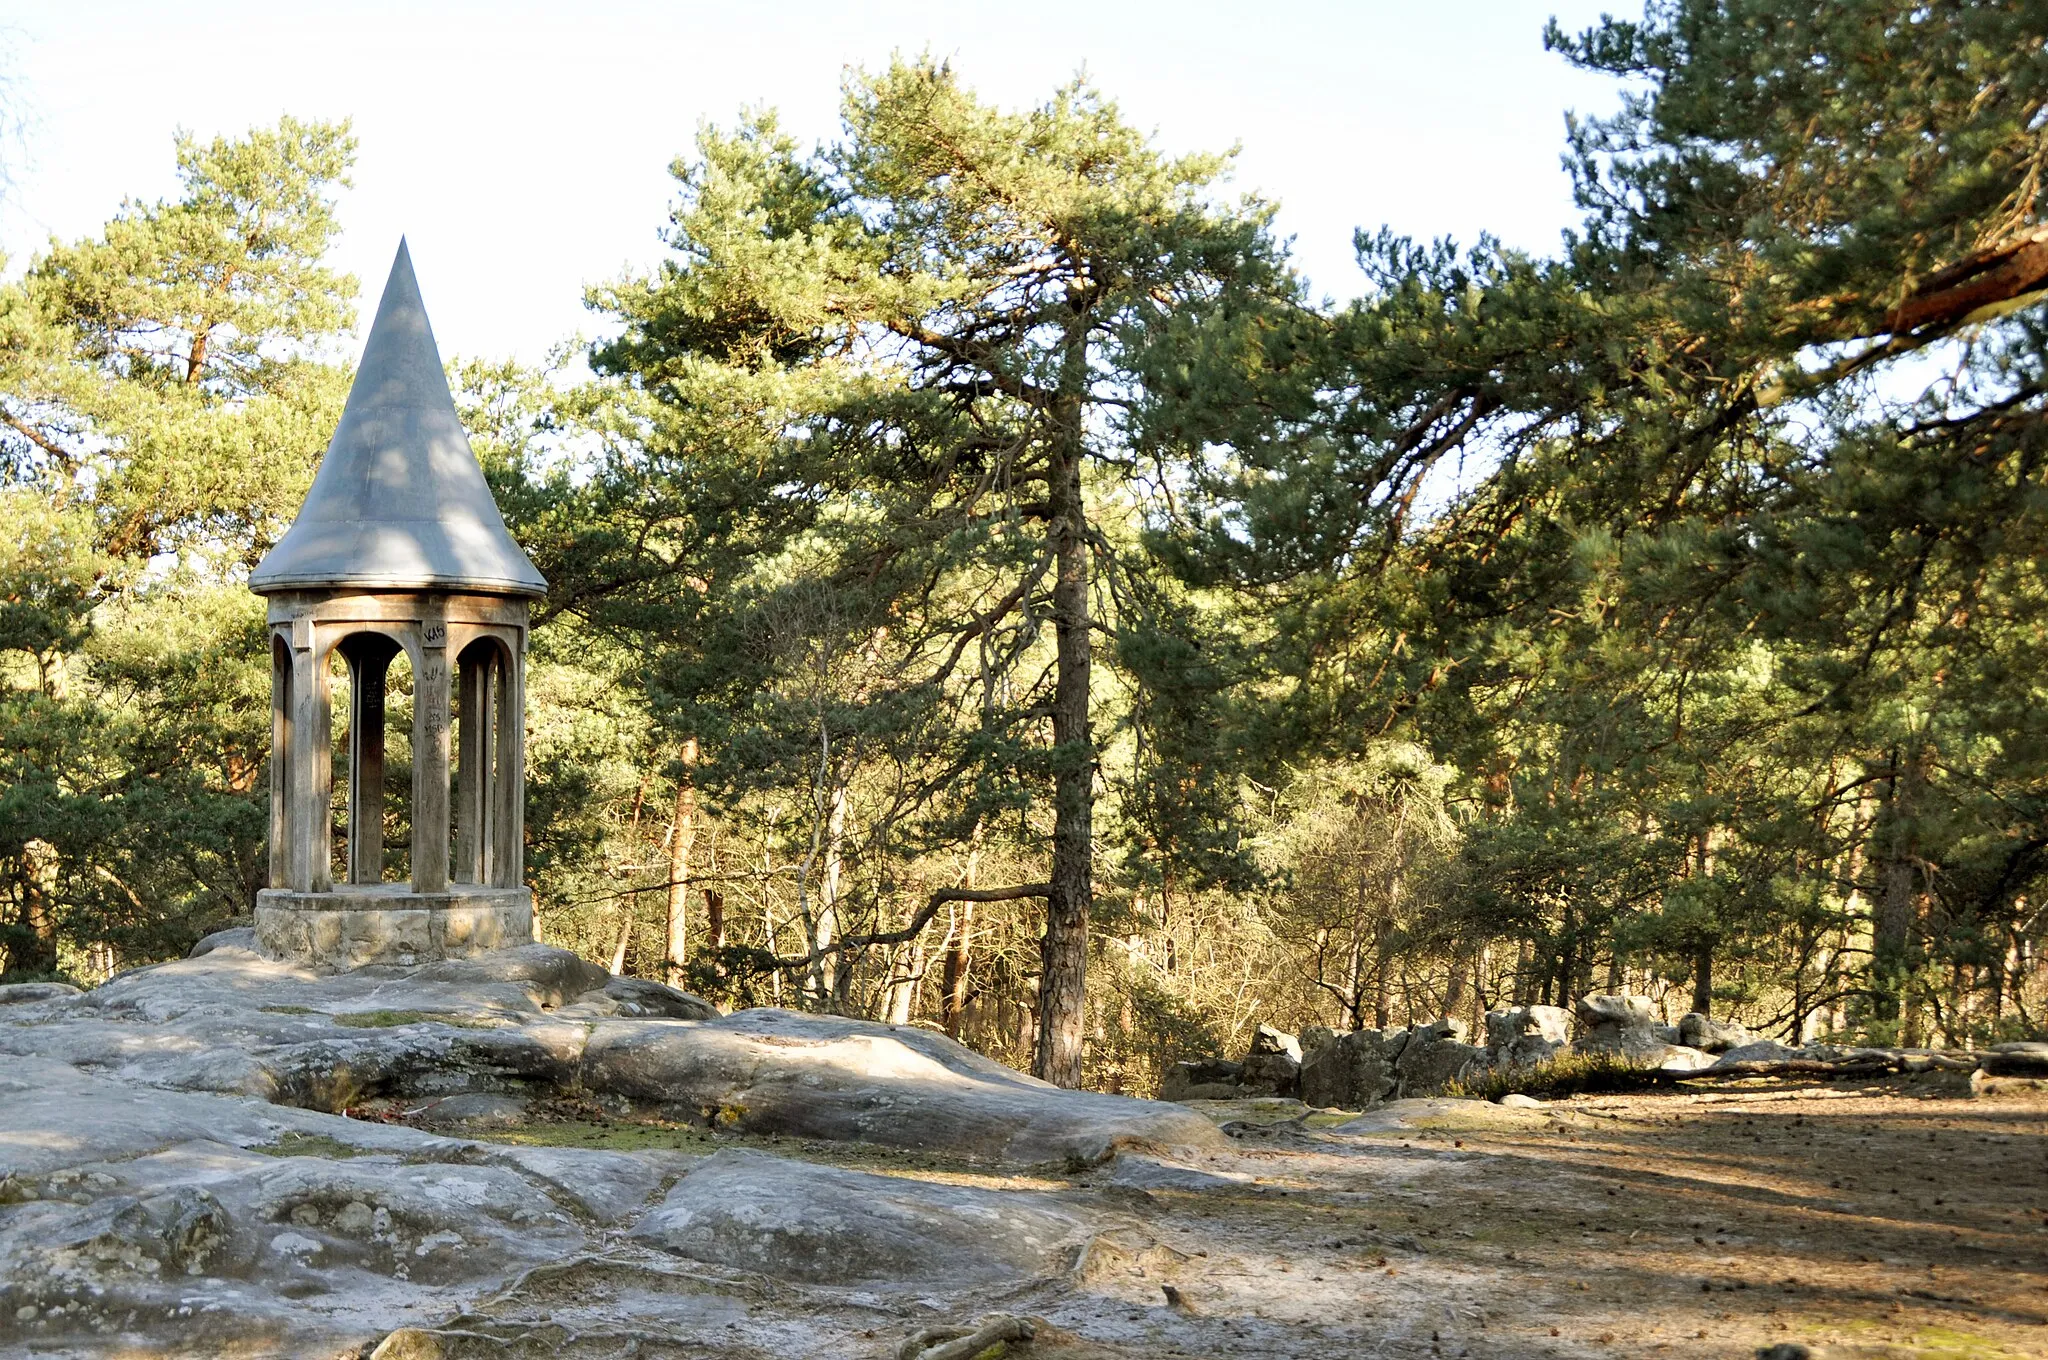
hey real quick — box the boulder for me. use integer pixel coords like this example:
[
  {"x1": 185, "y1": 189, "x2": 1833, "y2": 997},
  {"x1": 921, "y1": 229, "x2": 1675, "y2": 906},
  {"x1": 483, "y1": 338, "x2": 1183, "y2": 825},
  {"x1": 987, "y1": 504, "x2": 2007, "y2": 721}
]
[
  {"x1": 1495, "y1": 1034, "x2": 1566, "y2": 1070},
  {"x1": 246, "y1": 1152, "x2": 582, "y2": 1286},
  {"x1": 469, "y1": 1143, "x2": 675, "y2": 1225},
  {"x1": 410, "y1": 943, "x2": 611, "y2": 1009},
  {"x1": 1807, "y1": 1044, "x2": 1896, "y2": 1065},
  {"x1": 581, "y1": 1008, "x2": 1227, "y2": 1162},
  {"x1": 189, "y1": 926, "x2": 258, "y2": 958},
  {"x1": 1412, "y1": 1016, "x2": 1468, "y2": 1045},
  {"x1": 411, "y1": 1092, "x2": 530, "y2": 1128},
  {"x1": 1237, "y1": 1053, "x2": 1300, "y2": 1096},
  {"x1": 1246, "y1": 1023, "x2": 1302, "y2": 1060},
  {"x1": 1238, "y1": 1052, "x2": 1300, "y2": 1096},
  {"x1": 1296, "y1": 1039, "x2": 1341, "y2": 1107},
  {"x1": 1574, "y1": 1024, "x2": 1714, "y2": 1071},
  {"x1": 1678, "y1": 1012, "x2": 1756, "y2": 1053},
  {"x1": 1574, "y1": 994, "x2": 1658, "y2": 1030},
  {"x1": 1570, "y1": 993, "x2": 1712, "y2": 1071},
  {"x1": 1983, "y1": 1041, "x2": 2048, "y2": 1076},
  {"x1": 1972, "y1": 1068, "x2": 2048, "y2": 1098},
  {"x1": 0, "y1": 982, "x2": 80, "y2": 1006},
  {"x1": 1239, "y1": 1024, "x2": 1303, "y2": 1096},
  {"x1": 0, "y1": 944, "x2": 1278, "y2": 1357},
  {"x1": 629, "y1": 1148, "x2": 1094, "y2": 1286},
  {"x1": 0, "y1": 948, "x2": 1227, "y2": 1166},
  {"x1": 1483, "y1": 1005, "x2": 1571, "y2": 1072},
  {"x1": 1484, "y1": 1005, "x2": 1571, "y2": 1050},
  {"x1": 1394, "y1": 1028, "x2": 1486, "y2": 1097},
  {"x1": 1714, "y1": 1039, "x2": 1809, "y2": 1067},
  {"x1": 1102, "y1": 1152, "x2": 1256, "y2": 1192},
  {"x1": 1332, "y1": 1096, "x2": 1553, "y2": 1135},
  {"x1": 1299, "y1": 1028, "x2": 1402, "y2": 1110},
  {"x1": 1160, "y1": 1058, "x2": 1243, "y2": 1102},
  {"x1": 0, "y1": 1059, "x2": 612, "y2": 1355},
  {"x1": 1655, "y1": 1045, "x2": 1718, "y2": 1073},
  {"x1": 600, "y1": 975, "x2": 721, "y2": 1021}
]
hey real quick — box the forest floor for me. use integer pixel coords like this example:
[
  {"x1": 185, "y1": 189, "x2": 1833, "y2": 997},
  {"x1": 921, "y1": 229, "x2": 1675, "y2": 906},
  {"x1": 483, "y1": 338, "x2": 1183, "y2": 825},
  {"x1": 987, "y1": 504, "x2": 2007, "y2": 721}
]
[
  {"x1": 1185, "y1": 1076, "x2": 2048, "y2": 1360},
  {"x1": 437, "y1": 1074, "x2": 2048, "y2": 1360}
]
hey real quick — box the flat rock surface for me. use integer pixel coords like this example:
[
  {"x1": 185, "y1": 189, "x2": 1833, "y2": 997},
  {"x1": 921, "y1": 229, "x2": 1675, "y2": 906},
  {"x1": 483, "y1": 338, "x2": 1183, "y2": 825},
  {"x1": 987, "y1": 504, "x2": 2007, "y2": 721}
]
[
  {"x1": 6, "y1": 952, "x2": 2044, "y2": 1357},
  {"x1": 0, "y1": 947, "x2": 1227, "y2": 1356},
  {"x1": 629, "y1": 1147, "x2": 1100, "y2": 1285},
  {"x1": 581, "y1": 1007, "x2": 1225, "y2": 1162},
  {"x1": 0, "y1": 946, "x2": 1218, "y2": 1166},
  {"x1": 1331, "y1": 1096, "x2": 1561, "y2": 1135}
]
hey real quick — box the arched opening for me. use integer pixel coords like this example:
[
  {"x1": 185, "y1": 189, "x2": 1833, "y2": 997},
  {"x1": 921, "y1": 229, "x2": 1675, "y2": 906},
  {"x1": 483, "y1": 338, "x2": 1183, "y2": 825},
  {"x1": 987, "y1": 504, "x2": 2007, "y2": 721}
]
[
  {"x1": 453, "y1": 635, "x2": 516, "y2": 887},
  {"x1": 266, "y1": 612, "x2": 525, "y2": 902},
  {"x1": 382, "y1": 650, "x2": 416, "y2": 883},
  {"x1": 329, "y1": 633, "x2": 409, "y2": 885}
]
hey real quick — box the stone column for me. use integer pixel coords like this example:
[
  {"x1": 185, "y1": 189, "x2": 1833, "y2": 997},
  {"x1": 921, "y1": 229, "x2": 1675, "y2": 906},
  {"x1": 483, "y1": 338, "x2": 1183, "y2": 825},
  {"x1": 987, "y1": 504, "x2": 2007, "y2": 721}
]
[
  {"x1": 412, "y1": 612, "x2": 451, "y2": 893},
  {"x1": 289, "y1": 619, "x2": 333, "y2": 893},
  {"x1": 269, "y1": 634, "x2": 291, "y2": 890},
  {"x1": 492, "y1": 636, "x2": 523, "y2": 889}
]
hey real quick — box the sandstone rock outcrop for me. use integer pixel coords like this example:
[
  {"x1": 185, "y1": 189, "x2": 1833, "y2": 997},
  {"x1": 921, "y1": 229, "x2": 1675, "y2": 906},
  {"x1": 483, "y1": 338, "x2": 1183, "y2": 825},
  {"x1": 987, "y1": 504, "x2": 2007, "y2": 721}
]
[
  {"x1": 1570, "y1": 993, "x2": 1715, "y2": 1072},
  {"x1": 1393, "y1": 1021, "x2": 1486, "y2": 1096},
  {"x1": 1160, "y1": 1057, "x2": 1245, "y2": 1101},
  {"x1": 1984, "y1": 1041, "x2": 2048, "y2": 1076},
  {"x1": 0, "y1": 941, "x2": 1229, "y2": 1356},
  {"x1": 1158, "y1": 991, "x2": 2038, "y2": 1117},
  {"x1": 630, "y1": 1148, "x2": 1097, "y2": 1285},
  {"x1": 1679, "y1": 1012, "x2": 1756, "y2": 1053},
  {"x1": 1300, "y1": 1027, "x2": 1405, "y2": 1109},
  {"x1": 0, "y1": 945, "x2": 1219, "y2": 1165},
  {"x1": 1238, "y1": 1023, "x2": 1304, "y2": 1096},
  {"x1": 582, "y1": 1006, "x2": 1224, "y2": 1162},
  {"x1": 1484, "y1": 1004, "x2": 1572, "y2": 1071}
]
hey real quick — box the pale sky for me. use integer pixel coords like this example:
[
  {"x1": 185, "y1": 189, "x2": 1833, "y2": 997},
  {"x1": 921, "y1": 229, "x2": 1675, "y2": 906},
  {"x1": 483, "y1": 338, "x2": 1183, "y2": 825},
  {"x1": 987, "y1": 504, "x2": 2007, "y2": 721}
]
[{"x1": 2, "y1": 1, "x2": 1622, "y2": 366}]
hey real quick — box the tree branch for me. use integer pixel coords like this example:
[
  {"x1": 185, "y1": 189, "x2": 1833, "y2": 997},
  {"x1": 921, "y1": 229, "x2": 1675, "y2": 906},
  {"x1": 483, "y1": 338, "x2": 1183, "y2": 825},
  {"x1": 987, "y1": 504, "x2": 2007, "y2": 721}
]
[{"x1": 746, "y1": 881, "x2": 1052, "y2": 973}]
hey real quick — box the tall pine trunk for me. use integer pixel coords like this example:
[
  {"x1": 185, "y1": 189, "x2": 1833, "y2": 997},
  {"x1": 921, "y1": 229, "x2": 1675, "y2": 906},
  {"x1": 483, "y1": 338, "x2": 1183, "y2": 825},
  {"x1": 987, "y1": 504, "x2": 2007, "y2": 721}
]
[
  {"x1": 11, "y1": 840, "x2": 61, "y2": 978},
  {"x1": 1372, "y1": 802, "x2": 1407, "y2": 1030},
  {"x1": 1691, "y1": 830, "x2": 1717, "y2": 1016},
  {"x1": 705, "y1": 889, "x2": 725, "y2": 951},
  {"x1": 610, "y1": 775, "x2": 650, "y2": 976},
  {"x1": 665, "y1": 737, "x2": 698, "y2": 989},
  {"x1": 941, "y1": 901, "x2": 975, "y2": 1037},
  {"x1": 1872, "y1": 744, "x2": 1928, "y2": 1026},
  {"x1": 1035, "y1": 334, "x2": 1093, "y2": 1088},
  {"x1": 940, "y1": 825, "x2": 983, "y2": 1038},
  {"x1": 1372, "y1": 917, "x2": 1393, "y2": 1030},
  {"x1": 811, "y1": 779, "x2": 850, "y2": 1003},
  {"x1": 882, "y1": 934, "x2": 925, "y2": 1024}
]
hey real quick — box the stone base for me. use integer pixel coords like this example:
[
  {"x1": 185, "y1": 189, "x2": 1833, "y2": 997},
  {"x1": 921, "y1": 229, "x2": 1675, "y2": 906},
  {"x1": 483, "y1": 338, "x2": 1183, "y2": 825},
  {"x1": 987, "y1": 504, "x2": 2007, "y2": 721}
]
[{"x1": 255, "y1": 886, "x2": 533, "y2": 969}]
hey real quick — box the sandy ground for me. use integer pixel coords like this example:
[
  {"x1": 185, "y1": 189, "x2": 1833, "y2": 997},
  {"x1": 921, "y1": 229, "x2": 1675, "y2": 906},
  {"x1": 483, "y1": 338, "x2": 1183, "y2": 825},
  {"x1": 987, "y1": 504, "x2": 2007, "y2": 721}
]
[
  {"x1": 442, "y1": 1074, "x2": 2048, "y2": 1360},
  {"x1": 1097, "y1": 1077, "x2": 2048, "y2": 1359}
]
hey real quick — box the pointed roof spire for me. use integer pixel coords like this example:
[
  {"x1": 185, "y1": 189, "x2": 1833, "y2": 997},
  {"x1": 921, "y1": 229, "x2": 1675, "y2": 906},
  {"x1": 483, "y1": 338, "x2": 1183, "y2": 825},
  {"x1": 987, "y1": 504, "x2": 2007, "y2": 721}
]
[{"x1": 250, "y1": 240, "x2": 548, "y2": 598}]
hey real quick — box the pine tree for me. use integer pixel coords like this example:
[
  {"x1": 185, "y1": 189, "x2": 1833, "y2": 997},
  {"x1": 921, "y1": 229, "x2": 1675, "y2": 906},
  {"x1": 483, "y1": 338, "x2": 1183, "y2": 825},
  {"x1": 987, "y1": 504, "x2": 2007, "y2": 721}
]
[
  {"x1": 1132, "y1": 0, "x2": 2048, "y2": 1039},
  {"x1": 587, "y1": 61, "x2": 1290, "y2": 1083},
  {"x1": 0, "y1": 118, "x2": 355, "y2": 977}
]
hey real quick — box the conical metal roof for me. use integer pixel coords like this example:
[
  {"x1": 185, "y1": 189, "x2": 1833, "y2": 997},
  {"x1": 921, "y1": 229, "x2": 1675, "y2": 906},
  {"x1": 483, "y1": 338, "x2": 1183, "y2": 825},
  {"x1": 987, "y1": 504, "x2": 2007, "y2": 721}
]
[{"x1": 250, "y1": 240, "x2": 548, "y2": 598}]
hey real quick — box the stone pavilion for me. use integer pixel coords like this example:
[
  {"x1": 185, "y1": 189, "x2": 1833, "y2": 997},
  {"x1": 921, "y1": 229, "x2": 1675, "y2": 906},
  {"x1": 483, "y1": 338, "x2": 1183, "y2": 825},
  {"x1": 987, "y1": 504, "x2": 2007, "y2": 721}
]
[{"x1": 250, "y1": 240, "x2": 547, "y2": 967}]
